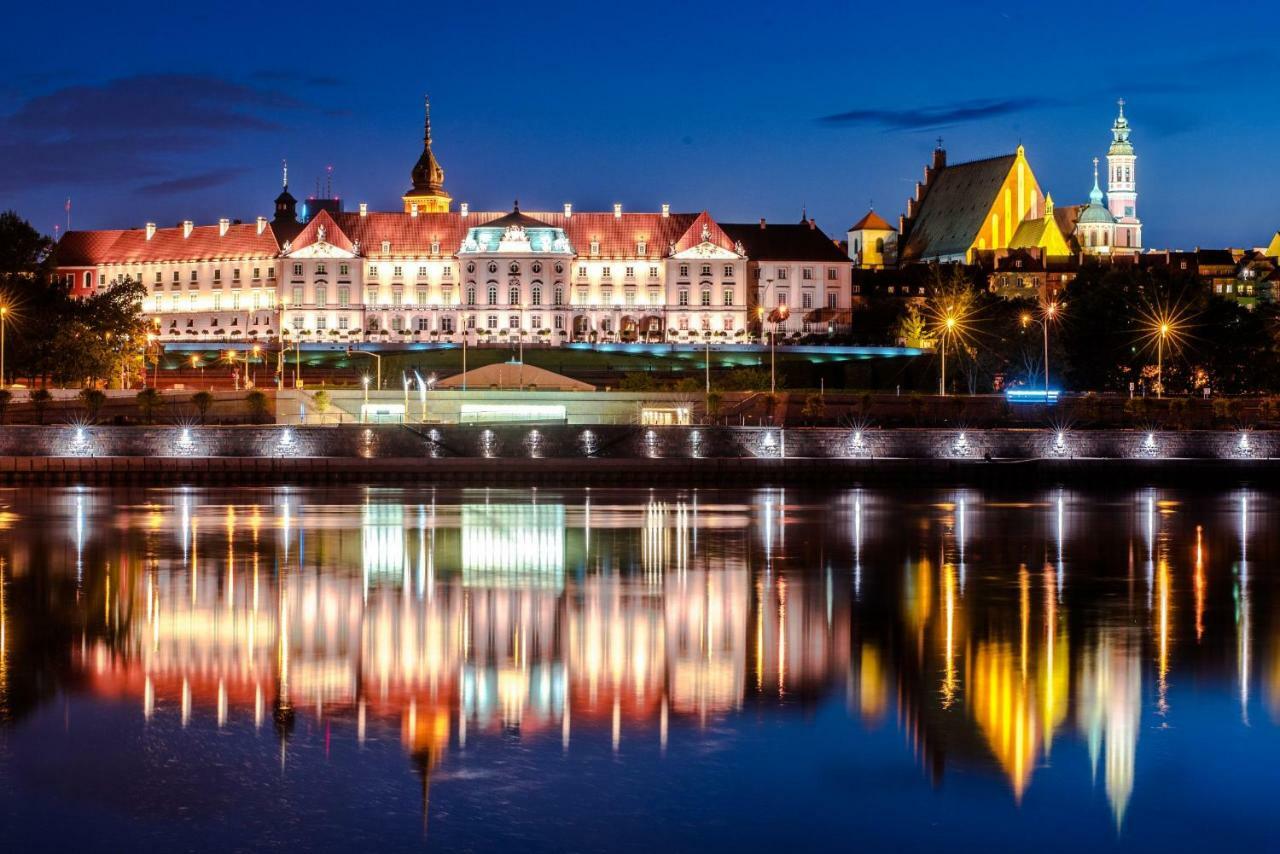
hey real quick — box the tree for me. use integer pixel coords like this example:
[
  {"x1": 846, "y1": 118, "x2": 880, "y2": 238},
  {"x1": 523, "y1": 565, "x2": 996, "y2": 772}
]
[
  {"x1": 191, "y1": 391, "x2": 214, "y2": 423},
  {"x1": 79, "y1": 388, "x2": 106, "y2": 421},
  {"x1": 30, "y1": 388, "x2": 52, "y2": 424},
  {"x1": 801, "y1": 393, "x2": 827, "y2": 423},
  {"x1": 312, "y1": 389, "x2": 331, "y2": 421},
  {"x1": 896, "y1": 303, "x2": 933, "y2": 349},
  {"x1": 135, "y1": 388, "x2": 161, "y2": 424},
  {"x1": 705, "y1": 391, "x2": 723, "y2": 423},
  {"x1": 0, "y1": 210, "x2": 53, "y2": 275},
  {"x1": 246, "y1": 390, "x2": 270, "y2": 424}
]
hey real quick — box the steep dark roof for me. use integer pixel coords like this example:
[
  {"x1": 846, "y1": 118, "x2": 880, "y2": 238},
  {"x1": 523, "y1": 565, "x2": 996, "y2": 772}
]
[
  {"x1": 900, "y1": 154, "x2": 1016, "y2": 262},
  {"x1": 721, "y1": 222, "x2": 848, "y2": 262}
]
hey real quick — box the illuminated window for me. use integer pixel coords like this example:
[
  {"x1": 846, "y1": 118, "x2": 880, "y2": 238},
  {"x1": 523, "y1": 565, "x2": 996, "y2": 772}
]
[
  {"x1": 487, "y1": 285, "x2": 498, "y2": 305},
  {"x1": 678, "y1": 290, "x2": 689, "y2": 306},
  {"x1": 701, "y1": 290, "x2": 711, "y2": 306},
  {"x1": 723, "y1": 289, "x2": 733, "y2": 306},
  {"x1": 531, "y1": 286, "x2": 542, "y2": 305},
  {"x1": 315, "y1": 286, "x2": 327, "y2": 306},
  {"x1": 725, "y1": 265, "x2": 735, "y2": 277},
  {"x1": 508, "y1": 286, "x2": 519, "y2": 304}
]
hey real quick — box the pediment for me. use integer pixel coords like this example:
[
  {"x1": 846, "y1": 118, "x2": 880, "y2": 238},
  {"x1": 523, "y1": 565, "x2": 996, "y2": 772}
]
[
  {"x1": 670, "y1": 241, "x2": 742, "y2": 260},
  {"x1": 287, "y1": 240, "x2": 357, "y2": 259}
]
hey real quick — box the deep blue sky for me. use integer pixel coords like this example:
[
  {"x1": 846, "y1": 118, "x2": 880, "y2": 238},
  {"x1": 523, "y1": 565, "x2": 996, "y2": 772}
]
[{"x1": 2, "y1": 0, "x2": 1276, "y2": 249}]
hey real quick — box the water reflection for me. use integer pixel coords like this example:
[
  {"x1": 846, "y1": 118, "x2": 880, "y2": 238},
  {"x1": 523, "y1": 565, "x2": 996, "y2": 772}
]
[{"x1": 0, "y1": 486, "x2": 1277, "y2": 847}]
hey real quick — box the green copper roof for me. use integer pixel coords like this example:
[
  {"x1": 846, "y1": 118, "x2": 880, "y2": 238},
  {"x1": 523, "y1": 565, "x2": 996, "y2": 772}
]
[{"x1": 1108, "y1": 99, "x2": 1134, "y2": 156}]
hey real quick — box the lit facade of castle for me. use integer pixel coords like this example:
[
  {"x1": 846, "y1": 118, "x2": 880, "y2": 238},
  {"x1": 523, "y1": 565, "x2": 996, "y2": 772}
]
[{"x1": 54, "y1": 102, "x2": 852, "y2": 345}]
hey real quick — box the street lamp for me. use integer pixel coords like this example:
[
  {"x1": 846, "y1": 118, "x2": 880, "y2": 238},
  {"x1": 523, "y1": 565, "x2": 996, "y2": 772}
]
[
  {"x1": 362, "y1": 374, "x2": 370, "y2": 420},
  {"x1": 0, "y1": 304, "x2": 8, "y2": 389},
  {"x1": 1021, "y1": 301, "x2": 1060, "y2": 397},
  {"x1": 940, "y1": 314, "x2": 957, "y2": 396},
  {"x1": 1157, "y1": 322, "x2": 1170, "y2": 399}
]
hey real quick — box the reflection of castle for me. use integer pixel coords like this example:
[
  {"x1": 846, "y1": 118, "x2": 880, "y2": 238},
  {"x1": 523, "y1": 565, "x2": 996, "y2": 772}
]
[{"x1": 11, "y1": 487, "x2": 1277, "y2": 832}]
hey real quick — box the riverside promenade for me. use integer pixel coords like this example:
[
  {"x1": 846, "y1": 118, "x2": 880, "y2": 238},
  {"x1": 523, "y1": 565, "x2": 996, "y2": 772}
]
[{"x1": 0, "y1": 424, "x2": 1274, "y2": 486}]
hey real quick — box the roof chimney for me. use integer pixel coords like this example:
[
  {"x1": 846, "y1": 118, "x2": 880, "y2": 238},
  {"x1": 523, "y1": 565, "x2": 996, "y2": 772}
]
[
  {"x1": 410, "y1": 202, "x2": 419, "y2": 218},
  {"x1": 661, "y1": 203, "x2": 670, "y2": 218},
  {"x1": 564, "y1": 203, "x2": 572, "y2": 218},
  {"x1": 218, "y1": 218, "x2": 230, "y2": 237},
  {"x1": 759, "y1": 218, "x2": 766, "y2": 229},
  {"x1": 613, "y1": 203, "x2": 622, "y2": 219},
  {"x1": 808, "y1": 218, "x2": 816, "y2": 230},
  {"x1": 932, "y1": 146, "x2": 947, "y2": 171},
  {"x1": 182, "y1": 220, "x2": 194, "y2": 239},
  {"x1": 256, "y1": 216, "x2": 267, "y2": 235},
  {"x1": 460, "y1": 202, "x2": 469, "y2": 218},
  {"x1": 359, "y1": 202, "x2": 368, "y2": 217},
  {"x1": 145, "y1": 222, "x2": 156, "y2": 240}
]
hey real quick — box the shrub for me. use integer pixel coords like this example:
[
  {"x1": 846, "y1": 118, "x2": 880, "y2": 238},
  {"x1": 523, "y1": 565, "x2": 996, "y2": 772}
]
[
  {"x1": 79, "y1": 388, "x2": 107, "y2": 420},
  {"x1": 191, "y1": 391, "x2": 215, "y2": 423},
  {"x1": 135, "y1": 388, "x2": 161, "y2": 424},
  {"x1": 245, "y1": 390, "x2": 270, "y2": 424},
  {"x1": 31, "y1": 388, "x2": 53, "y2": 424}
]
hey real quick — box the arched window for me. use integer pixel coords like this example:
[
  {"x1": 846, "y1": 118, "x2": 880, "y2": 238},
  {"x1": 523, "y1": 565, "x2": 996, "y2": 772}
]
[
  {"x1": 509, "y1": 262, "x2": 520, "y2": 274},
  {"x1": 509, "y1": 286, "x2": 520, "y2": 305},
  {"x1": 487, "y1": 262, "x2": 498, "y2": 274},
  {"x1": 531, "y1": 286, "x2": 542, "y2": 306},
  {"x1": 487, "y1": 284, "x2": 498, "y2": 305},
  {"x1": 875, "y1": 237, "x2": 884, "y2": 253},
  {"x1": 554, "y1": 286, "x2": 564, "y2": 305},
  {"x1": 466, "y1": 286, "x2": 476, "y2": 305}
]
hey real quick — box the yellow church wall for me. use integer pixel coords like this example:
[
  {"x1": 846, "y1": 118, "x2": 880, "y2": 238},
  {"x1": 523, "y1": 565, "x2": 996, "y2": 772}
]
[
  {"x1": 1266, "y1": 231, "x2": 1280, "y2": 259},
  {"x1": 967, "y1": 148, "x2": 1045, "y2": 263},
  {"x1": 403, "y1": 194, "x2": 452, "y2": 214}
]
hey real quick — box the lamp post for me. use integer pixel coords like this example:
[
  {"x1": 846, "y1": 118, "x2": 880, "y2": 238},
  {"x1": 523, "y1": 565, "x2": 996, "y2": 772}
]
[
  {"x1": 940, "y1": 315, "x2": 956, "y2": 397},
  {"x1": 705, "y1": 334, "x2": 711, "y2": 395},
  {"x1": 1157, "y1": 322, "x2": 1169, "y2": 398},
  {"x1": 362, "y1": 374, "x2": 370, "y2": 421},
  {"x1": 247, "y1": 345, "x2": 260, "y2": 388},
  {"x1": 1, "y1": 304, "x2": 8, "y2": 389},
  {"x1": 1022, "y1": 301, "x2": 1059, "y2": 397},
  {"x1": 348, "y1": 348, "x2": 382, "y2": 389}
]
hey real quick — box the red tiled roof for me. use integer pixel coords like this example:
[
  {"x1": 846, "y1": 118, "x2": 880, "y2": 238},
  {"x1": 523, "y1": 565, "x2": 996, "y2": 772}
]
[
  {"x1": 849, "y1": 210, "x2": 895, "y2": 232},
  {"x1": 288, "y1": 209, "x2": 356, "y2": 254},
  {"x1": 56, "y1": 222, "x2": 281, "y2": 266},
  {"x1": 55, "y1": 229, "x2": 127, "y2": 266}
]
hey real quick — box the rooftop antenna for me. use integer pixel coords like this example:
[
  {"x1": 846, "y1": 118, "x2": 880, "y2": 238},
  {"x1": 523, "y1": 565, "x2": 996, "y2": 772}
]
[
  {"x1": 326, "y1": 164, "x2": 333, "y2": 199},
  {"x1": 65, "y1": 197, "x2": 71, "y2": 232}
]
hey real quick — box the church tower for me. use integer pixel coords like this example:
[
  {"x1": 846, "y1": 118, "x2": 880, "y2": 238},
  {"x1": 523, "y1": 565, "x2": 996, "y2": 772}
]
[
  {"x1": 1106, "y1": 99, "x2": 1141, "y2": 253},
  {"x1": 402, "y1": 97, "x2": 452, "y2": 214}
]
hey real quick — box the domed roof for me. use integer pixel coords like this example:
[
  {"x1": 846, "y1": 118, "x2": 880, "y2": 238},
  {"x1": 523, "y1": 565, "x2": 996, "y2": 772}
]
[
  {"x1": 1108, "y1": 99, "x2": 1134, "y2": 157},
  {"x1": 1078, "y1": 159, "x2": 1114, "y2": 225}
]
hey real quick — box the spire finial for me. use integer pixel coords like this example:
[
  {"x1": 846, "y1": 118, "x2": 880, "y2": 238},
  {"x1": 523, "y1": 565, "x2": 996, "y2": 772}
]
[
  {"x1": 936, "y1": 136, "x2": 943, "y2": 150},
  {"x1": 282, "y1": 158, "x2": 288, "y2": 189},
  {"x1": 423, "y1": 95, "x2": 432, "y2": 145},
  {"x1": 1117, "y1": 97, "x2": 1125, "y2": 117},
  {"x1": 513, "y1": 198, "x2": 520, "y2": 212}
]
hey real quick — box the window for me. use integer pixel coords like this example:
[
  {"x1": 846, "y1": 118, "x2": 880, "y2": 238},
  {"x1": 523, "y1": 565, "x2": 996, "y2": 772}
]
[
  {"x1": 416, "y1": 288, "x2": 428, "y2": 305},
  {"x1": 590, "y1": 239, "x2": 600, "y2": 255},
  {"x1": 827, "y1": 268, "x2": 838, "y2": 280},
  {"x1": 577, "y1": 287, "x2": 588, "y2": 304},
  {"x1": 173, "y1": 271, "x2": 180, "y2": 283},
  {"x1": 531, "y1": 262, "x2": 542, "y2": 274},
  {"x1": 213, "y1": 270, "x2": 222, "y2": 282},
  {"x1": 315, "y1": 286, "x2": 327, "y2": 307},
  {"x1": 554, "y1": 315, "x2": 564, "y2": 330},
  {"x1": 649, "y1": 266, "x2": 659, "y2": 278},
  {"x1": 827, "y1": 292, "x2": 837, "y2": 309},
  {"x1": 369, "y1": 265, "x2": 379, "y2": 277},
  {"x1": 802, "y1": 267, "x2": 814, "y2": 280},
  {"x1": 338, "y1": 316, "x2": 349, "y2": 330},
  {"x1": 701, "y1": 290, "x2": 711, "y2": 306},
  {"x1": 649, "y1": 289, "x2": 660, "y2": 305},
  {"x1": 625, "y1": 266, "x2": 635, "y2": 278},
  {"x1": 392, "y1": 288, "x2": 403, "y2": 307},
  {"x1": 625, "y1": 289, "x2": 636, "y2": 306},
  {"x1": 381, "y1": 241, "x2": 391, "y2": 254},
  {"x1": 155, "y1": 272, "x2": 162, "y2": 284},
  {"x1": 232, "y1": 293, "x2": 241, "y2": 310},
  {"x1": 441, "y1": 317, "x2": 454, "y2": 332},
  {"x1": 487, "y1": 285, "x2": 498, "y2": 305},
  {"x1": 488, "y1": 262, "x2": 498, "y2": 274},
  {"x1": 392, "y1": 266, "x2": 403, "y2": 277},
  {"x1": 578, "y1": 265, "x2": 587, "y2": 277},
  {"x1": 316, "y1": 264, "x2": 326, "y2": 275},
  {"x1": 531, "y1": 314, "x2": 542, "y2": 329},
  {"x1": 678, "y1": 290, "x2": 689, "y2": 306},
  {"x1": 602, "y1": 287, "x2": 613, "y2": 303},
  {"x1": 723, "y1": 289, "x2": 734, "y2": 306},
  {"x1": 636, "y1": 241, "x2": 647, "y2": 255},
  {"x1": 778, "y1": 290, "x2": 789, "y2": 306},
  {"x1": 508, "y1": 286, "x2": 520, "y2": 305},
  {"x1": 212, "y1": 294, "x2": 222, "y2": 311},
  {"x1": 679, "y1": 265, "x2": 689, "y2": 277},
  {"x1": 531, "y1": 286, "x2": 542, "y2": 306},
  {"x1": 366, "y1": 287, "x2": 377, "y2": 305},
  {"x1": 339, "y1": 264, "x2": 349, "y2": 276},
  {"x1": 190, "y1": 269, "x2": 198, "y2": 282},
  {"x1": 509, "y1": 262, "x2": 520, "y2": 274},
  {"x1": 466, "y1": 287, "x2": 476, "y2": 305},
  {"x1": 292, "y1": 286, "x2": 304, "y2": 306},
  {"x1": 232, "y1": 268, "x2": 241, "y2": 282},
  {"x1": 801, "y1": 292, "x2": 813, "y2": 309},
  {"x1": 508, "y1": 315, "x2": 519, "y2": 329},
  {"x1": 443, "y1": 265, "x2": 453, "y2": 277},
  {"x1": 253, "y1": 267, "x2": 261, "y2": 280},
  {"x1": 391, "y1": 315, "x2": 403, "y2": 331},
  {"x1": 553, "y1": 287, "x2": 564, "y2": 305},
  {"x1": 602, "y1": 266, "x2": 611, "y2": 278},
  {"x1": 724, "y1": 265, "x2": 734, "y2": 277},
  {"x1": 291, "y1": 315, "x2": 304, "y2": 330},
  {"x1": 700, "y1": 265, "x2": 711, "y2": 276},
  {"x1": 416, "y1": 316, "x2": 430, "y2": 331},
  {"x1": 679, "y1": 315, "x2": 689, "y2": 331},
  {"x1": 268, "y1": 268, "x2": 276, "y2": 279},
  {"x1": 418, "y1": 266, "x2": 427, "y2": 277},
  {"x1": 777, "y1": 267, "x2": 789, "y2": 280},
  {"x1": 316, "y1": 315, "x2": 327, "y2": 330}
]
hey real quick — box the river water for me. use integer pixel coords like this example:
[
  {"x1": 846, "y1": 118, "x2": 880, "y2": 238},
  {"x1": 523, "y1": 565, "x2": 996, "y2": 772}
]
[{"x1": 0, "y1": 486, "x2": 1275, "y2": 852}]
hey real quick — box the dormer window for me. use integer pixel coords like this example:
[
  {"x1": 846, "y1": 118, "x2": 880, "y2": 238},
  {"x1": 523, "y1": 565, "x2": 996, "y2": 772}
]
[
  {"x1": 381, "y1": 240, "x2": 391, "y2": 254},
  {"x1": 636, "y1": 240, "x2": 647, "y2": 255},
  {"x1": 590, "y1": 239, "x2": 600, "y2": 255},
  {"x1": 430, "y1": 240, "x2": 440, "y2": 255}
]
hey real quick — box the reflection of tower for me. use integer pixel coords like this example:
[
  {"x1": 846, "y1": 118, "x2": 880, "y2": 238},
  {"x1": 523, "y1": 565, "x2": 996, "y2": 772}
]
[{"x1": 1077, "y1": 630, "x2": 1140, "y2": 828}]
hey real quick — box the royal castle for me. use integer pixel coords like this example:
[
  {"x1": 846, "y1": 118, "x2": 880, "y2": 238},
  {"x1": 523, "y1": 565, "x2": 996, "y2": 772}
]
[{"x1": 54, "y1": 100, "x2": 852, "y2": 346}]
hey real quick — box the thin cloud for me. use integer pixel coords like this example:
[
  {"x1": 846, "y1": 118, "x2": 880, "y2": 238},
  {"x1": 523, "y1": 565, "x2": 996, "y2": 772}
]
[
  {"x1": 135, "y1": 168, "x2": 248, "y2": 196},
  {"x1": 250, "y1": 69, "x2": 342, "y2": 88},
  {"x1": 819, "y1": 97, "x2": 1061, "y2": 132},
  {"x1": 0, "y1": 74, "x2": 314, "y2": 195}
]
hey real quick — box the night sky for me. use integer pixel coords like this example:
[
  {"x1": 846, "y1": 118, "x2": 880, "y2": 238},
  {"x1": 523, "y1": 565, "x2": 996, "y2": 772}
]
[{"x1": 2, "y1": 0, "x2": 1275, "y2": 249}]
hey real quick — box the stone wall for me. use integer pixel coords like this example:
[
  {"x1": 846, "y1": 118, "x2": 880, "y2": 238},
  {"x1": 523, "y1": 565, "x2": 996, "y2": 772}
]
[{"x1": 0, "y1": 424, "x2": 1269, "y2": 461}]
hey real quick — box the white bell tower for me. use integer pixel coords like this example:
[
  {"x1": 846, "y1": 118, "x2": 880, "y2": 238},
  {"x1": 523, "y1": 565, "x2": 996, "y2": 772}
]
[{"x1": 1106, "y1": 99, "x2": 1141, "y2": 254}]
